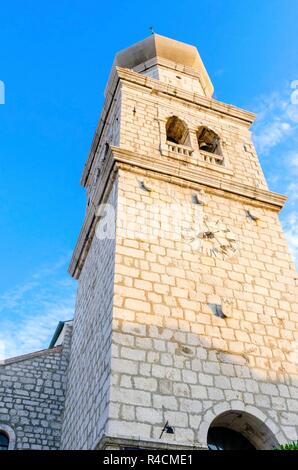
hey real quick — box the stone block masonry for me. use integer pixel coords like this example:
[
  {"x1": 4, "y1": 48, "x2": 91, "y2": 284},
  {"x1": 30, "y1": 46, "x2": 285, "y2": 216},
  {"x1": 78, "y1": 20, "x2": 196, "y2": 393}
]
[
  {"x1": 0, "y1": 34, "x2": 290, "y2": 451},
  {"x1": 106, "y1": 169, "x2": 298, "y2": 448},
  {"x1": 61, "y1": 183, "x2": 118, "y2": 450},
  {"x1": 66, "y1": 35, "x2": 298, "y2": 450},
  {"x1": 0, "y1": 324, "x2": 72, "y2": 449}
]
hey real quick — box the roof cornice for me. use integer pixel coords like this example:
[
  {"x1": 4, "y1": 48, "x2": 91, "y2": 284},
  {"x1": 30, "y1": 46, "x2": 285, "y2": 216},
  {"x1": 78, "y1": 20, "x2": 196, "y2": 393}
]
[
  {"x1": 0, "y1": 346, "x2": 63, "y2": 367},
  {"x1": 116, "y1": 67, "x2": 256, "y2": 124}
]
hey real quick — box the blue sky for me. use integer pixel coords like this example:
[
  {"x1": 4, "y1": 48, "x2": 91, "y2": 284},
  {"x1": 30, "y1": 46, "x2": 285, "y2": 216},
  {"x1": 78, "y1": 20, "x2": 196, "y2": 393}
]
[{"x1": 0, "y1": 0, "x2": 297, "y2": 358}]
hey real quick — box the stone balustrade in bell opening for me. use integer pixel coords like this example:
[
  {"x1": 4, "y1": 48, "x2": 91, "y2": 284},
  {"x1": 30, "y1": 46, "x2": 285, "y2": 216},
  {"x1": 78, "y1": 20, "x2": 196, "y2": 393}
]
[
  {"x1": 200, "y1": 149, "x2": 225, "y2": 166},
  {"x1": 166, "y1": 141, "x2": 193, "y2": 157}
]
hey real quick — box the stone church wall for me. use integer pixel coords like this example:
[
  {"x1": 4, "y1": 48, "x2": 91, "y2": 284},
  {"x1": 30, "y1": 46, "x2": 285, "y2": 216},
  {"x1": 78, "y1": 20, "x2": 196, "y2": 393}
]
[{"x1": 0, "y1": 324, "x2": 72, "y2": 449}]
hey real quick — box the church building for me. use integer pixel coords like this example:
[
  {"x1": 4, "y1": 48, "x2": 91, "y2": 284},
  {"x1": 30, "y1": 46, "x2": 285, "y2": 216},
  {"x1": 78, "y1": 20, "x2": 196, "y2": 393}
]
[{"x1": 1, "y1": 34, "x2": 298, "y2": 450}]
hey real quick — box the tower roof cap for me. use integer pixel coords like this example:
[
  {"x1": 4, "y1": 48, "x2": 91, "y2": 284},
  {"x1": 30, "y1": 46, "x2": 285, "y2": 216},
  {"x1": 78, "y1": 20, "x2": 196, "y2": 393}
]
[{"x1": 114, "y1": 34, "x2": 213, "y2": 97}]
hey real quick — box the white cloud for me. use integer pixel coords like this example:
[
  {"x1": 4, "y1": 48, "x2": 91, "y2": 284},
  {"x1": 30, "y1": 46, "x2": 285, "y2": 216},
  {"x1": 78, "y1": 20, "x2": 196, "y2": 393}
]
[
  {"x1": 251, "y1": 85, "x2": 298, "y2": 271},
  {"x1": 0, "y1": 281, "x2": 39, "y2": 312},
  {"x1": 252, "y1": 88, "x2": 298, "y2": 156},
  {"x1": 286, "y1": 151, "x2": 298, "y2": 173},
  {"x1": 285, "y1": 182, "x2": 298, "y2": 206},
  {"x1": 282, "y1": 210, "x2": 298, "y2": 266},
  {"x1": 0, "y1": 255, "x2": 75, "y2": 360},
  {"x1": 254, "y1": 120, "x2": 292, "y2": 155},
  {"x1": 0, "y1": 304, "x2": 74, "y2": 361}
]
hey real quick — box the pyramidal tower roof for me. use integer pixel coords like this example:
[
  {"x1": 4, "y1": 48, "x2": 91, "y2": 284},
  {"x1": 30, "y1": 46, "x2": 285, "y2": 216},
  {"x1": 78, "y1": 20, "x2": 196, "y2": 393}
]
[{"x1": 113, "y1": 34, "x2": 214, "y2": 97}]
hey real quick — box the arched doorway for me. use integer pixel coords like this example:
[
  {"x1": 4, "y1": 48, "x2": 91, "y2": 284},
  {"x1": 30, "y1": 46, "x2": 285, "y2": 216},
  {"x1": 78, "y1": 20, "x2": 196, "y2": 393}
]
[
  {"x1": 0, "y1": 431, "x2": 9, "y2": 451},
  {"x1": 207, "y1": 410, "x2": 279, "y2": 450},
  {"x1": 0, "y1": 424, "x2": 16, "y2": 450}
]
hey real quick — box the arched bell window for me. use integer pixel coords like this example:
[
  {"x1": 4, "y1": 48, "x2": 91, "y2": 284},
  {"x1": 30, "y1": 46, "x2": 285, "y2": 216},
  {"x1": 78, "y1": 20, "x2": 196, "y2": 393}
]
[
  {"x1": 0, "y1": 431, "x2": 9, "y2": 451},
  {"x1": 197, "y1": 126, "x2": 222, "y2": 156},
  {"x1": 166, "y1": 116, "x2": 190, "y2": 146}
]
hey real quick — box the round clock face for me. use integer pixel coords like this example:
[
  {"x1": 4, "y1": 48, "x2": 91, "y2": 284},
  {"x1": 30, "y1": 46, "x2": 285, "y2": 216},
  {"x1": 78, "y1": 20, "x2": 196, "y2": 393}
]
[{"x1": 190, "y1": 216, "x2": 238, "y2": 259}]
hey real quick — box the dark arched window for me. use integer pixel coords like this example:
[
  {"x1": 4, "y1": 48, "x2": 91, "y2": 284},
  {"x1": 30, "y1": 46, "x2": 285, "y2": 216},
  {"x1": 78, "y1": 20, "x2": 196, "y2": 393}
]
[
  {"x1": 208, "y1": 427, "x2": 256, "y2": 450},
  {"x1": 166, "y1": 116, "x2": 190, "y2": 146},
  {"x1": 207, "y1": 410, "x2": 279, "y2": 450},
  {"x1": 0, "y1": 432, "x2": 9, "y2": 451},
  {"x1": 197, "y1": 126, "x2": 222, "y2": 156}
]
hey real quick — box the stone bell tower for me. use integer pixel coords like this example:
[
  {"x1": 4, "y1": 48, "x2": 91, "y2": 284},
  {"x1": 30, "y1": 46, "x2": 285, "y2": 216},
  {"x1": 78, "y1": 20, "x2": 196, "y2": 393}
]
[{"x1": 61, "y1": 35, "x2": 298, "y2": 450}]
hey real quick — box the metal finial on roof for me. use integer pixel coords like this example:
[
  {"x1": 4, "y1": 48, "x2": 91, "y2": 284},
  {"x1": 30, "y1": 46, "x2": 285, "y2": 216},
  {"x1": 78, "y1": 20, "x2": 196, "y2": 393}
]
[{"x1": 149, "y1": 26, "x2": 155, "y2": 35}]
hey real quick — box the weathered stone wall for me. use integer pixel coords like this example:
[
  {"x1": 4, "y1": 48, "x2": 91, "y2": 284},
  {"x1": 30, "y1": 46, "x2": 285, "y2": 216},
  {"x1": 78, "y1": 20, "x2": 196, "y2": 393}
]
[
  {"x1": 0, "y1": 324, "x2": 72, "y2": 450},
  {"x1": 67, "y1": 40, "x2": 298, "y2": 450},
  {"x1": 142, "y1": 65, "x2": 205, "y2": 95},
  {"x1": 61, "y1": 182, "x2": 117, "y2": 450},
  {"x1": 106, "y1": 167, "x2": 298, "y2": 448},
  {"x1": 118, "y1": 79, "x2": 267, "y2": 190}
]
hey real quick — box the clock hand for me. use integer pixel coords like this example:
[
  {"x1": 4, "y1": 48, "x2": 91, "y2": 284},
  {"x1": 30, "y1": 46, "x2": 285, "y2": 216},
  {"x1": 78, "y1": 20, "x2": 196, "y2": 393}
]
[
  {"x1": 202, "y1": 217, "x2": 213, "y2": 233},
  {"x1": 198, "y1": 228, "x2": 229, "y2": 239},
  {"x1": 212, "y1": 229, "x2": 229, "y2": 234},
  {"x1": 198, "y1": 231, "x2": 215, "y2": 239}
]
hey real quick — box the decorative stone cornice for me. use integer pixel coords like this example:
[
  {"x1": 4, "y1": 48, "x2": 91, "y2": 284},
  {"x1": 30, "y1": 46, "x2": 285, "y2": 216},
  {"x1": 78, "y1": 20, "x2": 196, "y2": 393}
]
[
  {"x1": 116, "y1": 67, "x2": 256, "y2": 125},
  {"x1": 112, "y1": 147, "x2": 286, "y2": 208},
  {"x1": 69, "y1": 145, "x2": 287, "y2": 279}
]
